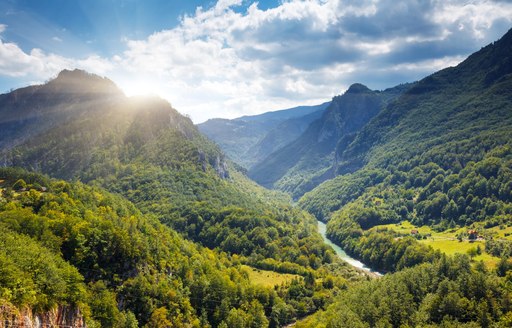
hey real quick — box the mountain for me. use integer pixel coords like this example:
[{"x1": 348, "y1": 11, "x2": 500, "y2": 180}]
[
  {"x1": 198, "y1": 102, "x2": 329, "y2": 169},
  {"x1": 0, "y1": 69, "x2": 338, "y2": 269},
  {"x1": 292, "y1": 26, "x2": 512, "y2": 328},
  {"x1": 297, "y1": 27, "x2": 512, "y2": 275},
  {"x1": 0, "y1": 70, "x2": 360, "y2": 326},
  {"x1": 0, "y1": 69, "x2": 123, "y2": 151},
  {"x1": 249, "y1": 83, "x2": 411, "y2": 198},
  {"x1": 247, "y1": 109, "x2": 326, "y2": 167},
  {"x1": 301, "y1": 27, "x2": 512, "y2": 223}
]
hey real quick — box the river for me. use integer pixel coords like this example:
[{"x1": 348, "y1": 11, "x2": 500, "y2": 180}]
[{"x1": 317, "y1": 221, "x2": 382, "y2": 276}]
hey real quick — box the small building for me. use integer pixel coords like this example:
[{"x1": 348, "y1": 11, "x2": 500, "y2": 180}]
[
  {"x1": 411, "y1": 229, "x2": 419, "y2": 235},
  {"x1": 468, "y1": 229, "x2": 478, "y2": 241}
]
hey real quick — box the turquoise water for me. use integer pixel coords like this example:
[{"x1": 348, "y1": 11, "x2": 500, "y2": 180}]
[{"x1": 317, "y1": 221, "x2": 382, "y2": 276}]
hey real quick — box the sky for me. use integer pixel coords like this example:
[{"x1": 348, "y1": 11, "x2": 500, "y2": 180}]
[{"x1": 0, "y1": 0, "x2": 511, "y2": 123}]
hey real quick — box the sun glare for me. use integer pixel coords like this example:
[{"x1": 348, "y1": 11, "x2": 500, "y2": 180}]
[{"x1": 118, "y1": 77, "x2": 164, "y2": 98}]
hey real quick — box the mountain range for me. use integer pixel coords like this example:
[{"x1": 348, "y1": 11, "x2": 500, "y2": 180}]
[
  {"x1": 198, "y1": 102, "x2": 329, "y2": 169},
  {"x1": 0, "y1": 26, "x2": 512, "y2": 328},
  {"x1": 249, "y1": 82, "x2": 412, "y2": 198}
]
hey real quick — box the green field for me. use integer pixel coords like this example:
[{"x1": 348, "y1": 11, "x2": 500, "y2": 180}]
[
  {"x1": 371, "y1": 221, "x2": 501, "y2": 268},
  {"x1": 241, "y1": 265, "x2": 300, "y2": 287},
  {"x1": 487, "y1": 224, "x2": 512, "y2": 239}
]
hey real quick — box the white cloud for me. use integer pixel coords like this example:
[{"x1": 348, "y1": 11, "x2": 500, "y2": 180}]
[
  {"x1": 0, "y1": 36, "x2": 113, "y2": 79},
  {"x1": 215, "y1": 0, "x2": 243, "y2": 12},
  {"x1": 52, "y1": 36, "x2": 63, "y2": 42},
  {"x1": 1, "y1": 0, "x2": 512, "y2": 122},
  {"x1": 114, "y1": 0, "x2": 512, "y2": 122}
]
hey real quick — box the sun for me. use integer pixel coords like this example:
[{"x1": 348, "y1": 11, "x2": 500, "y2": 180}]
[{"x1": 117, "y1": 76, "x2": 165, "y2": 98}]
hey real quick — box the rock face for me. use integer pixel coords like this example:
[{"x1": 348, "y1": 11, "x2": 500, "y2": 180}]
[{"x1": 0, "y1": 303, "x2": 86, "y2": 328}]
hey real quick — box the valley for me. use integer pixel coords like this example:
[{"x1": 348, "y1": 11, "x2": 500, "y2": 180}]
[
  {"x1": 200, "y1": 27, "x2": 512, "y2": 327},
  {"x1": 0, "y1": 13, "x2": 512, "y2": 328}
]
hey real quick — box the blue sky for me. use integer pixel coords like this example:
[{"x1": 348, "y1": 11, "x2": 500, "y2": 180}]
[{"x1": 1, "y1": 0, "x2": 512, "y2": 122}]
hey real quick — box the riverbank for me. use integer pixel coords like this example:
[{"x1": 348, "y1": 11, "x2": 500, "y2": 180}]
[{"x1": 317, "y1": 221, "x2": 383, "y2": 277}]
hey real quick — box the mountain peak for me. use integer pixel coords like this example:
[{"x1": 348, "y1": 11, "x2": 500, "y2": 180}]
[
  {"x1": 54, "y1": 69, "x2": 107, "y2": 83},
  {"x1": 56, "y1": 68, "x2": 89, "y2": 78},
  {"x1": 346, "y1": 83, "x2": 371, "y2": 94},
  {"x1": 498, "y1": 27, "x2": 512, "y2": 45},
  {"x1": 49, "y1": 69, "x2": 122, "y2": 95}
]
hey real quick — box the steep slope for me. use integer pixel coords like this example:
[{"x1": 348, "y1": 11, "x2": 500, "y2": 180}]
[
  {"x1": 249, "y1": 83, "x2": 410, "y2": 198},
  {"x1": 292, "y1": 27, "x2": 512, "y2": 328},
  {"x1": 334, "y1": 29, "x2": 512, "y2": 176},
  {"x1": 301, "y1": 27, "x2": 512, "y2": 222},
  {"x1": 198, "y1": 102, "x2": 329, "y2": 169}
]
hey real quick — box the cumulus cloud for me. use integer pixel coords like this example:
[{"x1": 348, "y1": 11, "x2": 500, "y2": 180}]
[
  {"x1": 115, "y1": 0, "x2": 512, "y2": 121},
  {"x1": 1, "y1": 0, "x2": 512, "y2": 122},
  {"x1": 0, "y1": 28, "x2": 112, "y2": 79}
]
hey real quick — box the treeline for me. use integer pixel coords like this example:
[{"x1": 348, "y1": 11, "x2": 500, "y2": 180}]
[
  {"x1": 298, "y1": 254, "x2": 512, "y2": 327},
  {"x1": 313, "y1": 146, "x2": 512, "y2": 275},
  {"x1": 326, "y1": 206, "x2": 441, "y2": 273}
]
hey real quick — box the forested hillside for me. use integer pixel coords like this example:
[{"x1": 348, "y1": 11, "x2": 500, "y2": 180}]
[
  {"x1": 0, "y1": 71, "x2": 361, "y2": 327},
  {"x1": 249, "y1": 83, "x2": 410, "y2": 198},
  {"x1": 0, "y1": 167, "x2": 361, "y2": 327},
  {"x1": 300, "y1": 27, "x2": 512, "y2": 226},
  {"x1": 292, "y1": 26, "x2": 512, "y2": 328},
  {"x1": 298, "y1": 254, "x2": 512, "y2": 327}
]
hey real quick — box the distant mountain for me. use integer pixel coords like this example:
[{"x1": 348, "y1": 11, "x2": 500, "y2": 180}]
[
  {"x1": 247, "y1": 109, "x2": 326, "y2": 167},
  {"x1": 249, "y1": 83, "x2": 411, "y2": 198},
  {"x1": 198, "y1": 102, "x2": 329, "y2": 169}
]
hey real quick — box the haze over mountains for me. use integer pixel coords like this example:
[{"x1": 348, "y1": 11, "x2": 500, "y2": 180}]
[
  {"x1": 201, "y1": 83, "x2": 413, "y2": 198},
  {"x1": 249, "y1": 83, "x2": 412, "y2": 198},
  {"x1": 0, "y1": 25, "x2": 512, "y2": 328},
  {"x1": 198, "y1": 102, "x2": 329, "y2": 169}
]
